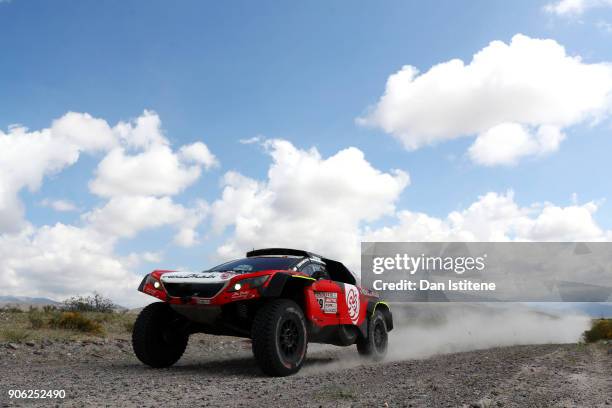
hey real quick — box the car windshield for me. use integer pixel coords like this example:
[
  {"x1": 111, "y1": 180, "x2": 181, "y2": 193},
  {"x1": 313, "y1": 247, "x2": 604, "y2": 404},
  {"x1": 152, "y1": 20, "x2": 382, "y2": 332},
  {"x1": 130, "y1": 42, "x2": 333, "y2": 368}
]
[{"x1": 206, "y1": 256, "x2": 301, "y2": 274}]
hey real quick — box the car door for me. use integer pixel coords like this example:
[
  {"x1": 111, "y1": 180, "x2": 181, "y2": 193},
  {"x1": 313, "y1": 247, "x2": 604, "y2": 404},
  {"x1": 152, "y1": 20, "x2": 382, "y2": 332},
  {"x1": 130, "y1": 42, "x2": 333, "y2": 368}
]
[{"x1": 301, "y1": 262, "x2": 341, "y2": 327}]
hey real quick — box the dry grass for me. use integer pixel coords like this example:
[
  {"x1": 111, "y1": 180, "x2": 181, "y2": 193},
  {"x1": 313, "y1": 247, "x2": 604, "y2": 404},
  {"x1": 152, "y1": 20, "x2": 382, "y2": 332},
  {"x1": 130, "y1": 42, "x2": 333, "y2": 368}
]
[
  {"x1": 0, "y1": 307, "x2": 137, "y2": 342},
  {"x1": 0, "y1": 328, "x2": 31, "y2": 342}
]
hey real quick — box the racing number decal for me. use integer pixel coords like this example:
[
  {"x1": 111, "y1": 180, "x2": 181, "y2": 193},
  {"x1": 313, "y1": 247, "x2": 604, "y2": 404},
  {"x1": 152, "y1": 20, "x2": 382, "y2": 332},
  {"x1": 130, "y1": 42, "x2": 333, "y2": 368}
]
[
  {"x1": 345, "y1": 284, "x2": 360, "y2": 325},
  {"x1": 314, "y1": 292, "x2": 337, "y2": 314}
]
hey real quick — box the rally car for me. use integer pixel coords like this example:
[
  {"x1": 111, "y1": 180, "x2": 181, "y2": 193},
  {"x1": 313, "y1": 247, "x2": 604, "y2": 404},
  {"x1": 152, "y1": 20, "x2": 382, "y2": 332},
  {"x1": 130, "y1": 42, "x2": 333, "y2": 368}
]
[{"x1": 132, "y1": 248, "x2": 392, "y2": 376}]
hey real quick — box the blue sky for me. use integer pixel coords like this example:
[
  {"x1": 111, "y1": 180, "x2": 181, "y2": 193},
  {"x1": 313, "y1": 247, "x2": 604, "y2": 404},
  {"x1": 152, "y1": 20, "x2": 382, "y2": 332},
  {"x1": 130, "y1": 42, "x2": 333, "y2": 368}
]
[{"x1": 1, "y1": 0, "x2": 612, "y2": 305}]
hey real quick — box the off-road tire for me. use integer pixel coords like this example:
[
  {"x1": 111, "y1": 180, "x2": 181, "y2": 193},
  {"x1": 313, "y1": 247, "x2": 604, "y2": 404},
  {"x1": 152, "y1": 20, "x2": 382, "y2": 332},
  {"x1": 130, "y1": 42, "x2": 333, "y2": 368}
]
[
  {"x1": 132, "y1": 302, "x2": 188, "y2": 368},
  {"x1": 356, "y1": 309, "x2": 388, "y2": 360},
  {"x1": 251, "y1": 299, "x2": 308, "y2": 376}
]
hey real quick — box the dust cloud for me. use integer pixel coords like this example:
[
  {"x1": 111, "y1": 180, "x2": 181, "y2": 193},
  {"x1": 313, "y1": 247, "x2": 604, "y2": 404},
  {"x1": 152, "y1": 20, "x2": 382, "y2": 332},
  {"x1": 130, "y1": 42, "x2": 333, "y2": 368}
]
[
  {"x1": 387, "y1": 303, "x2": 590, "y2": 360},
  {"x1": 300, "y1": 303, "x2": 590, "y2": 374}
]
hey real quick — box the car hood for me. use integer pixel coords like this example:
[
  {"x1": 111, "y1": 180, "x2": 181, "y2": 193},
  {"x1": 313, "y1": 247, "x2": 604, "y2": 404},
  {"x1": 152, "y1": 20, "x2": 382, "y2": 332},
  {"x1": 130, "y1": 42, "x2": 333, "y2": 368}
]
[{"x1": 160, "y1": 271, "x2": 238, "y2": 284}]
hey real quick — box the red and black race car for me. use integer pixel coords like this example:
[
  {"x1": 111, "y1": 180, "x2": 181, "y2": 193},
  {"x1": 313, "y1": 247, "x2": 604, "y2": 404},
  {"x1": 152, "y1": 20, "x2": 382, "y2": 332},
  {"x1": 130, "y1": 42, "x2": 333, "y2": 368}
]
[{"x1": 132, "y1": 248, "x2": 392, "y2": 376}]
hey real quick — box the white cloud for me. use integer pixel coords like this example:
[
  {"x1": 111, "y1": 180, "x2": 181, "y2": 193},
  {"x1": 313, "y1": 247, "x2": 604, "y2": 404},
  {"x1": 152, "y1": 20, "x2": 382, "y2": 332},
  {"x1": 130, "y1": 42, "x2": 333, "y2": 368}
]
[
  {"x1": 366, "y1": 191, "x2": 609, "y2": 243},
  {"x1": 544, "y1": 0, "x2": 612, "y2": 16},
  {"x1": 0, "y1": 121, "x2": 98, "y2": 232},
  {"x1": 89, "y1": 145, "x2": 204, "y2": 197},
  {"x1": 89, "y1": 112, "x2": 217, "y2": 198},
  {"x1": 468, "y1": 123, "x2": 565, "y2": 166},
  {"x1": 0, "y1": 223, "x2": 143, "y2": 306},
  {"x1": 211, "y1": 139, "x2": 409, "y2": 265},
  {"x1": 527, "y1": 201, "x2": 604, "y2": 241},
  {"x1": 211, "y1": 141, "x2": 611, "y2": 272},
  {"x1": 359, "y1": 34, "x2": 612, "y2": 165},
  {"x1": 125, "y1": 251, "x2": 163, "y2": 265},
  {"x1": 40, "y1": 199, "x2": 78, "y2": 212},
  {"x1": 0, "y1": 193, "x2": 207, "y2": 305},
  {"x1": 113, "y1": 109, "x2": 168, "y2": 149},
  {"x1": 84, "y1": 196, "x2": 186, "y2": 238},
  {"x1": 0, "y1": 110, "x2": 217, "y2": 305},
  {"x1": 174, "y1": 228, "x2": 198, "y2": 247},
  {"x1": 80, "y1": 111, "x2": 214, "y2": 246},
  {"x1": 179, "y1": 142, "x2": 219, "y2": 169},
  {"x1": 1, "y1": 110, "x2": 217, "y2": 233},
  {"x1": 239, "y1": 136, "x2": 262, "y2": 145},
  {"x1": 51, "y1": 112, "x2": 116, "y2": 152},
  {"x1": 83, "y1": 195, "x2": 207, "y2": 245}
]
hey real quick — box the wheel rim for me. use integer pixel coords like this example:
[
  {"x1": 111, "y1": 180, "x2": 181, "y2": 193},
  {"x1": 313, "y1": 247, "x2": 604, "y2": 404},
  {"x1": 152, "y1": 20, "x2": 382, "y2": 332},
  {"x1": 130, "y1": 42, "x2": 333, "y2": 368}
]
[
  {"x1": 279, "y1": 318, "x2": 300, "y2": 358},
  {"x1": 373, "y1": 320, "x2": 386, "y2": 351}
]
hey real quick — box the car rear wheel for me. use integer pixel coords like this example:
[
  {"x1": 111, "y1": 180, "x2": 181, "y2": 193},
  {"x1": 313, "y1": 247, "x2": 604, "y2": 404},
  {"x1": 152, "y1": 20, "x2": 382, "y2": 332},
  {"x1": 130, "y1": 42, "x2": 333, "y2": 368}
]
[
  {"x1": 132, "y1": 302, "x2": 188, "y2": 368},
  {"x1": 251, "y1": 299, "x2": 308, "y2": 376},
  {"x1": 356, "y1": 309, "x2": 388, "y2": 360}
]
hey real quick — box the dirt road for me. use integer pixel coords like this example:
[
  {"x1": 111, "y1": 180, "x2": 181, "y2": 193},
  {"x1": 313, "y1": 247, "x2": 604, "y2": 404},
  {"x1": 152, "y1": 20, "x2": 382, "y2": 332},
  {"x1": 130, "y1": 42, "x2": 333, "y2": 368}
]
[{"x1": 1, "y1": 335, "x2": 610, "y2": 407}]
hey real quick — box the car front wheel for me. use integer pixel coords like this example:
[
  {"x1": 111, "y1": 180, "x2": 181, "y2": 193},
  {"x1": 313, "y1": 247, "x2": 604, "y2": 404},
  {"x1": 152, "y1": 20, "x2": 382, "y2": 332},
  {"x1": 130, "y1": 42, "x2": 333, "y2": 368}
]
[
  {"x1": 132, "y1": 302, "x2": 189, "y2": 368},
  {"x1": 251, "y1": 299, "x2": 308, "y2": 376}
]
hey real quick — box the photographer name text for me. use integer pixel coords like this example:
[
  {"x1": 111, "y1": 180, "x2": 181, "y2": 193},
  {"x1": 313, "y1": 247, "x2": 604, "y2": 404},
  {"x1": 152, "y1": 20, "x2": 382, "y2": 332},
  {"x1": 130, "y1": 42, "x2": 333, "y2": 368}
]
[{"x1": 372, "y1": 279, "x2": 496, "y2": 291}]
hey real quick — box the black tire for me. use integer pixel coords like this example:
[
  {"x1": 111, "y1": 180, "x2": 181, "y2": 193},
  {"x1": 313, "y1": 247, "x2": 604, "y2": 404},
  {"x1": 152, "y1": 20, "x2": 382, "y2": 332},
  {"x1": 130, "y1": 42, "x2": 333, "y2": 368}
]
[
  {"x1": 356, "y1": 309, "x2": 388, "y2": 361},
  {"x1": 132, "y1": 302, "x2": 188, "y2": 368},
  {"x1": 251, "y1": 299, "x2": 308, "y2": 376}
]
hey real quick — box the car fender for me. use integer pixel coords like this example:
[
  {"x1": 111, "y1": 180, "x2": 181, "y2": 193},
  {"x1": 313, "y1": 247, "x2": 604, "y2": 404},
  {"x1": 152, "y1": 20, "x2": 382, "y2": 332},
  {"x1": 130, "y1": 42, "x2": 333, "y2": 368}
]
[
  {"x1": 261, "y1": 272, "x2": 315, "y2": 298},
  {"x1": 366, "y1": 300, "x2": 393, "y2": 332}
]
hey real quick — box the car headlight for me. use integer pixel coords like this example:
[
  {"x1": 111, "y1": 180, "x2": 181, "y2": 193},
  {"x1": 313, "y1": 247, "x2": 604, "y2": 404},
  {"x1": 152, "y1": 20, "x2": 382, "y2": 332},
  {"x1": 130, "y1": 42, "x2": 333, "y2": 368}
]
[
  {"x1": 228, "y1": 275, "x2": 269, "y2": 292},
  {"x1": 146, "y1": 275, "x2": 163, "y2": 290}
]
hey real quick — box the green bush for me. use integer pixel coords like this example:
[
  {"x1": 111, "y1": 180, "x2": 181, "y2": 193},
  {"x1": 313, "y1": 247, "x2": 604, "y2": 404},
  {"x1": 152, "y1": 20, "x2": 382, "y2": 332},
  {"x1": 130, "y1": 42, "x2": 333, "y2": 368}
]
[
  {"x1": 48, "y1": 312, "x2": 103, "y2": 335},
  {"x1": 583, "y1": 319, "x2": 612, "y2": 343},
  {"x1": 42, "y1": 305, "x2": 58, "y2": 313},
  {"x1": 62, "y1": 293, "x2": 115, "y2": 313},
  {"x1": 28, "y1": 310, "x2": 45, "y2": 329}
]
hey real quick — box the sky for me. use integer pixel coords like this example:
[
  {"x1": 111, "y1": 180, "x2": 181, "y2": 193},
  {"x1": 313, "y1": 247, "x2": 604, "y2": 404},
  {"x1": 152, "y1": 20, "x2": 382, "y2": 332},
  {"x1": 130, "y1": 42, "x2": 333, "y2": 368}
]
[{"x1": 1, "y1": 0, "x2": 612, "y2": 307}]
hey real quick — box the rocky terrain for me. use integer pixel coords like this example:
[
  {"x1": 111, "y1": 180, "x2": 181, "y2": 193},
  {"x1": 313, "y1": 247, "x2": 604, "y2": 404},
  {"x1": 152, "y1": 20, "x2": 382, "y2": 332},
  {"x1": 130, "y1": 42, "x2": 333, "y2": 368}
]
[{"x1": 0, "y1": 335, "x2": 610, "y2": 407}]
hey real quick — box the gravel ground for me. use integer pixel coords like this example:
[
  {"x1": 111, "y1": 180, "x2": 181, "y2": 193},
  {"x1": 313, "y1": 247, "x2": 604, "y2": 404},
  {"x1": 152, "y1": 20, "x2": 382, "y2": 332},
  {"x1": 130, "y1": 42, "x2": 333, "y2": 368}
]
[{"x1": 0, "y1": 335, "x2": 610, "y2": 407}]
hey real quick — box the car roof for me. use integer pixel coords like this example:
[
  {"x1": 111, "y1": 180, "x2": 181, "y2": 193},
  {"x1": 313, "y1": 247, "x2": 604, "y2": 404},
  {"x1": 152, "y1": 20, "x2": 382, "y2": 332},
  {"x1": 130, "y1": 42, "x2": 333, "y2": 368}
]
[
  {"x1": 246, "y1": 248, "x2": 322, "y2": 259},
  {"x1": 245, "y1": 248, "x2": 357, "y2": 285}
]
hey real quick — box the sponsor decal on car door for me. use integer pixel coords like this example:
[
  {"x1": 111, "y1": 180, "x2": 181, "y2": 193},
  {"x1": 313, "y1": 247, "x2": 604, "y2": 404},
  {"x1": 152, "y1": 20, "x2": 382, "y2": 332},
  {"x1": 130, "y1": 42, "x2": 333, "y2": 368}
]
[{"x1": 344, "y1": 284, "x2": 360, "y2": 325}]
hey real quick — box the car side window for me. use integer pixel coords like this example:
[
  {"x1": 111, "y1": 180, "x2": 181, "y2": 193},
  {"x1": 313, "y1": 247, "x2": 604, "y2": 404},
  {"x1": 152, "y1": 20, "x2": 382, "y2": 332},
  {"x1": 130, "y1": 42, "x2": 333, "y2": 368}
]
[
  {"x1": 300, "y1": 262, "x2": 317, "y2": 276},
  {"x1": 311, "y1": 263, "x2": 330, "y2": 280},
  {"x1": 298, "y1": 262, "x2": 328, "y2": 279}
]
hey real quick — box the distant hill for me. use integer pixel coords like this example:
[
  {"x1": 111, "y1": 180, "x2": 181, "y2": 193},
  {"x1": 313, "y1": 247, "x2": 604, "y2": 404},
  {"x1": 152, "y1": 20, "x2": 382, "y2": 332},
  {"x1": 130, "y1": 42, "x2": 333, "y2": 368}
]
[
  {"x1": 0, "y1": 295, "x2": 60, "y2": 305},
  {"x1": 0, "y1": 295, "x2": 130, "y2": 311}
]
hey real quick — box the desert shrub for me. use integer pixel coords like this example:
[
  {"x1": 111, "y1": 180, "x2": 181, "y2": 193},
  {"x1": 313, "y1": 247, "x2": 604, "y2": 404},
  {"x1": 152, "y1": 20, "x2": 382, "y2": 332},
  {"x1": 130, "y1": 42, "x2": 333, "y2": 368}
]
[
  {"x1": 1, "y1": 328, "x2": 30, "y2": 342},
  {"x1": 48, "y1": 312, "x2": 103, "y2": 335},
  {"x1": 28, "y1": 310, "x2": 45, "y2": 329},
  {"x1": 62, "y1": 293, "x2": 115, "y2": 313},
  {"x1": 42, "y1": 305, "x2": 58, "y2": 313},
  {"x1": 583, "y1": 319, "x2": 612, "y2": 343},
  {"x1": 0, "y1": 306, "x2": 23, "y2": 313}
]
